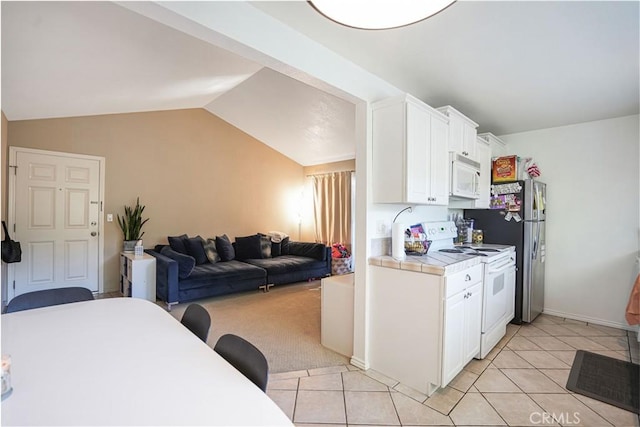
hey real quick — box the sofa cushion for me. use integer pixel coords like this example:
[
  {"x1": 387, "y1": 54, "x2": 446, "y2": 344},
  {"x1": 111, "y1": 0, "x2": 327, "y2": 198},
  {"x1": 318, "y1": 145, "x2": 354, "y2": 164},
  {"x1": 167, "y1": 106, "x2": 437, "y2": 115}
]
[
  {"x1": 185, "y1": 236, "x2": 208, "y2": 265},
  {"x1": 203, "y1": 238, "x2": 220, "y2": 263},
  {"x1": 179, "y1": 260, "x2": 266, "y2": 291},
  {"x1": 288, "y1": 242, "x2": 327, "y2": 261},
  {"x1": 168, "y1": 234, "x2": 189, "y2": 254},
  {"x1": 234, "y1": 234, "x2": 263, "y2": 260},
  {"x1": 160, "y1": 246, "x2": 195, "y2": 279},
  {"x1": 216, "y1": 234, "x2": 235, "y2": 261},
  {"x1": 244, "y1": 255, "x2": 326, "y2": 276}
]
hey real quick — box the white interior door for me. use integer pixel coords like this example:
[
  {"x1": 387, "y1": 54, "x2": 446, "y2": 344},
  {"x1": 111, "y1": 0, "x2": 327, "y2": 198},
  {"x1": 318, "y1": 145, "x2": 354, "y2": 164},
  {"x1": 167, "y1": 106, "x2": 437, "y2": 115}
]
[{"x1": 8, "y1": 148, "x2": 104, "y2": 299}]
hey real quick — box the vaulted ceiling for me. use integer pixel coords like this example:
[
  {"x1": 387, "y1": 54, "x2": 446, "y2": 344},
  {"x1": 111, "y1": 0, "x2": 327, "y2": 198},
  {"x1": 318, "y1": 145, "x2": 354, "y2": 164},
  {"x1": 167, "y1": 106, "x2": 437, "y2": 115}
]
[{"x1": 2, "y1": 1, "x2": 638, "y2": 166}]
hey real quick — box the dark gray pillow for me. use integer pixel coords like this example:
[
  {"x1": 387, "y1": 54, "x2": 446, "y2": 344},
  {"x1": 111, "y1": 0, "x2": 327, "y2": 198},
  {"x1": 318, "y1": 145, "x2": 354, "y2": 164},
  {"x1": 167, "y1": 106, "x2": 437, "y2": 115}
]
[
  {"x1": 271, "y1": 241, "x2": 281, "y2": 257},
  {"x1": 203, "y1": 238, "x2": 220, "y2": 263},
  {"x1": 281, "y1": 236, "x2": 290, "y2": 255},
  {"x1": 215, "y1": 234, "x2": 235, "y2": 261},
  {"x1": 185, "y1": 236, "x2": 208, "y2": 265},
  {"x1": 160, "y1": 246, "x2": 195, "y2": 279},
  {"x1": 234, "y1": 234, "x2": 262, "y2": 260},
  {"x1": 168, "y1": 234, "x2": 189, "y2": 254}
]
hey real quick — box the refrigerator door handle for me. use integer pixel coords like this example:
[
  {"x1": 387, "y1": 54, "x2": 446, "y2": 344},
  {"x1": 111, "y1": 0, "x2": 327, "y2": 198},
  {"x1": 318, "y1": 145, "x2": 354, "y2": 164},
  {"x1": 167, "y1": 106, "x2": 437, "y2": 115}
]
[{"x1": 532, "y1": 222, "x2": 539, "y2": 260}]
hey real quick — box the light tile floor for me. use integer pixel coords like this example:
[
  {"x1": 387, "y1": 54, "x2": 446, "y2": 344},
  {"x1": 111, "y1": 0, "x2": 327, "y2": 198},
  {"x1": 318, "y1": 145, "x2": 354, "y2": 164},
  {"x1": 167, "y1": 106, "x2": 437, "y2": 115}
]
[{"x1": 267, "y1": 314, "x2": 640, "y2": 426}]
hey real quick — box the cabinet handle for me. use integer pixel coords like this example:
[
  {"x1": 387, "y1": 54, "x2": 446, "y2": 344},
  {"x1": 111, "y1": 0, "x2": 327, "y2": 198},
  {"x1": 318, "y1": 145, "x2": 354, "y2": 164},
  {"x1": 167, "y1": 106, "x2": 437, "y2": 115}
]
[
  {"x1": 467, "y1": 292, "x2": 472, "y2": 298},
  {"x1": 465, "y1": 274, "x2": 471, "y2": 281}
]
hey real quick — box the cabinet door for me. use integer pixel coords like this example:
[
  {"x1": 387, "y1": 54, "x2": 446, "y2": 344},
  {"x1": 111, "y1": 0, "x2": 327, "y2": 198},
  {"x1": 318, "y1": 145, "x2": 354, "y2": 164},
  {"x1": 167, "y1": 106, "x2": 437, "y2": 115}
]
[
  {"x1": 464, "y1": 282, "x2": 483, "y2": 361},
  {"x1": 442, "y1": 290, "x2": 466, "y2": 386},
  {"x1": 462, "y1": 123, "x2": 477, "y2": 159},
  {"x1": 447, "y1": 115, "x2": 464, "y2": 153},
  {"x1": 429, "y1": 115, "x2": 449, "y2": 205},
  {"x1": 474, "y1": 138, "x2": 492, "y2": 208},
  {"x1": 405, "y1": 102, "x2": 431, "y2": 204}
]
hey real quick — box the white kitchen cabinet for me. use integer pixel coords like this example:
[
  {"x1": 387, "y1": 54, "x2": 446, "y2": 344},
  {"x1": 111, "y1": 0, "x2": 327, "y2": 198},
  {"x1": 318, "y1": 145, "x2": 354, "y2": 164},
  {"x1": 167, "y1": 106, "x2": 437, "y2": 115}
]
[
  {"x1": 436, "y1": 105, "x2": 479, "y2": 160},
  {"x1": 442, "y1": 281, "x2": 482, "y2": 385},
  {"x1": 372, "y1": 94, "x2": 449, "y2": 205},
  {"x1": 369, "y1": 263, "x2": 483, "y2": 396}
]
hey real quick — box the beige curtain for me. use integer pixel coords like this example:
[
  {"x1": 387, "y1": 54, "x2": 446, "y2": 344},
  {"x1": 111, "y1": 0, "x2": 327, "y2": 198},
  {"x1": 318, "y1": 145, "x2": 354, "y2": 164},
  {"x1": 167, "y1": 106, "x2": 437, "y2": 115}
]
[{"x1": 312, "y1": 171, "x2": 352, "y2": 247}]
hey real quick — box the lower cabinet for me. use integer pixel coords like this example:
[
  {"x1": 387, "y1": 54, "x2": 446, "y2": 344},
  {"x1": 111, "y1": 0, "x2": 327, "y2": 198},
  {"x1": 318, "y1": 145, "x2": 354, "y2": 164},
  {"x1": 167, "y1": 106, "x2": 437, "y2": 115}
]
[
  {"x1": 442, "y1": 281, "x2": 482, "y2": 385},
  {"x1": 369, "y1": 263, "x2": 483, "y2": 396}
]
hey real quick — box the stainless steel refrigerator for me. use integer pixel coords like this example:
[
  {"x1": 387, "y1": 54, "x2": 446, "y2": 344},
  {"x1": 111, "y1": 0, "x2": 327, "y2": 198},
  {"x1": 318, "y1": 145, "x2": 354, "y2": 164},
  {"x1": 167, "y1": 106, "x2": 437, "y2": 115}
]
[{"x1": 465, "y1": 179, "x2": 546, "y2": 323}]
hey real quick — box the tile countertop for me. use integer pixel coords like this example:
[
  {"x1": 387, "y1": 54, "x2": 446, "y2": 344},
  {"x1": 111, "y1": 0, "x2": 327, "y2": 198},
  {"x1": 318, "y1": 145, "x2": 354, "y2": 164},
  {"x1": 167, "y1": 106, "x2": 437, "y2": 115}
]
[{"x1": 369, "y1": 252, "x2": 482, "y2": 276}]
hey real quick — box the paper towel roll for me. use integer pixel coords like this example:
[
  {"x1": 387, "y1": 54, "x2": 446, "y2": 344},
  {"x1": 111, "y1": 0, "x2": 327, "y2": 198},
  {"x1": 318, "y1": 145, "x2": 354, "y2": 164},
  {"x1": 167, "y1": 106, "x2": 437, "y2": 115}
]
[{"x1": 392, "y1": 223, "x2": 406, "y2": 261}]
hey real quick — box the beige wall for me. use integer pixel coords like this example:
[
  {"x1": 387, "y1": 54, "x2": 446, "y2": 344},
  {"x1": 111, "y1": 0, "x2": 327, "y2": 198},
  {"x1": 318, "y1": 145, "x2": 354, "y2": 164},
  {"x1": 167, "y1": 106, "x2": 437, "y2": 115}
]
[{"x1": 6, "y1": 109, "x2": 306, "y2": 292}]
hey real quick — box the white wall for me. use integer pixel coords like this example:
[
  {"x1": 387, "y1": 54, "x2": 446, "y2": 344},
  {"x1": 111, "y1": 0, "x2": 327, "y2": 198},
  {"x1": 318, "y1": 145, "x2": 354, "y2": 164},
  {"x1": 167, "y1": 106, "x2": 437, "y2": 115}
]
[{"x1": 500, "y1": 115, "x2": 639, "y2": 328}]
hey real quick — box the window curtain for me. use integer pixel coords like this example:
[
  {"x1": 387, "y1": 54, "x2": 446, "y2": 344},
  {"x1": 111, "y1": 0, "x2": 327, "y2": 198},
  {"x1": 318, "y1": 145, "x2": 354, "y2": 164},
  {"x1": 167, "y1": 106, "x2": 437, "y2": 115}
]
[{"x1": 312, "y1": 171, "x2": 352, "y2": 248}]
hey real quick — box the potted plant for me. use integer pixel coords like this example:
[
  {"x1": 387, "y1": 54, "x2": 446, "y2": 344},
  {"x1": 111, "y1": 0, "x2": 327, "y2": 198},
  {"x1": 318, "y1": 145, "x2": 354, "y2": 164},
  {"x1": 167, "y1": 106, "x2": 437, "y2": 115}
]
[{"x1": 117, "y1": 197, "x2": 149, "y2": 253}]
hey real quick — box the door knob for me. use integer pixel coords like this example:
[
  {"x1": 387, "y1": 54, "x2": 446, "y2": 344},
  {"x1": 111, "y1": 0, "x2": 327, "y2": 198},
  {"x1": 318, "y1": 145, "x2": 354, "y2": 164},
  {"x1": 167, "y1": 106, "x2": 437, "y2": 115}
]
[{"x1": 91, "y1": 231, "x2": 97, "y2": 237}]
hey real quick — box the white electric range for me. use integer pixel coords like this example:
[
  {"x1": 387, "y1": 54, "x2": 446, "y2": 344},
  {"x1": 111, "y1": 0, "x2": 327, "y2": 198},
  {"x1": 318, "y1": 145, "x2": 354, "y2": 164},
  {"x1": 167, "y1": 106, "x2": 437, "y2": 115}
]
[{"x1": 424, "y1": 221, "x2": 517, "y2": 358}]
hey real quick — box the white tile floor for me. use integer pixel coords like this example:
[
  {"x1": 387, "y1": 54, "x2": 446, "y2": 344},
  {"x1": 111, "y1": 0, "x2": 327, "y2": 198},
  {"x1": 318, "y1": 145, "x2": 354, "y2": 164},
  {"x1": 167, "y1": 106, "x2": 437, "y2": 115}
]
[{"x1": 267, "y1": 314, "x2": 640, "y2": 426}]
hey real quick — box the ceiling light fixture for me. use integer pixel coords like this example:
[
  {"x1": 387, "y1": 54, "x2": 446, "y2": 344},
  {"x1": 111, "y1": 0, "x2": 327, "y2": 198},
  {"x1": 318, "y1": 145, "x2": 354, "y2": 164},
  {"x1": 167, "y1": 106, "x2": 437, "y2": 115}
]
[{"x1": 309, "y1": 0, "x2": 456, "y2": 30}]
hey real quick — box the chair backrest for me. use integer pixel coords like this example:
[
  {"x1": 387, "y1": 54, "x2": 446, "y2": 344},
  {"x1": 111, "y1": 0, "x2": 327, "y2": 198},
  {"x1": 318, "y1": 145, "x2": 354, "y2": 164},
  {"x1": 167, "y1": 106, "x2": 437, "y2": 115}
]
[
  {"x1": 214, "y1": 333, "x2": 269, "y2": 392},
  {"x1": 5, "y1": 287, "x2": 94, "y2": 313},
  {"x1": 180, "y1": 304, "x2": 211, "y2": 343}
]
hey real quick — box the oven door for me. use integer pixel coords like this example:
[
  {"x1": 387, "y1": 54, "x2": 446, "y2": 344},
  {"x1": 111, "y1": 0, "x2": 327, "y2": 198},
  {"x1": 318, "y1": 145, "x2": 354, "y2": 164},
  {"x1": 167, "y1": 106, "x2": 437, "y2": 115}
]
[{"x1": 482, "y1": 257, "x2": 515, "y2": 333}]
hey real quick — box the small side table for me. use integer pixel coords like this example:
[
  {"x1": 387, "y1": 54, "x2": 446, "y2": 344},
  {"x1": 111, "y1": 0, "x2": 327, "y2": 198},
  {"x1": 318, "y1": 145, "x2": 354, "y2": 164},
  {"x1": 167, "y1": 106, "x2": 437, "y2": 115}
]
[{"x1": 119, "y1": 252, "x2": 156, "y2": 302}]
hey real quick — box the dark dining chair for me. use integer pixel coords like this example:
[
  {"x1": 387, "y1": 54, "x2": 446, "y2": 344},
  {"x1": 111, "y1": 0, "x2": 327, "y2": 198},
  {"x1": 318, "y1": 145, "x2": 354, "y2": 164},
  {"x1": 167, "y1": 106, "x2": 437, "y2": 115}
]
[
  {"x1": 214, "y1": 333, "x2": 269, "y2": 392},
  {"x1": 5, "y1": 287, "x2": 95, "y2": 313},
  {"x1": 180, "y1": 304, "x2": 211, "y2": 343}
]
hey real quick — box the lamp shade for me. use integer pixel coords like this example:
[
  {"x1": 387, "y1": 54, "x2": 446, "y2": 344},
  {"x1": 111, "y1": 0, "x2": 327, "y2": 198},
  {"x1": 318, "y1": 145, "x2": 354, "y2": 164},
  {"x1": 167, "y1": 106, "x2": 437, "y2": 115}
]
[{"x1": 309, "y1": 0, "x2": 455, "y2": 30}]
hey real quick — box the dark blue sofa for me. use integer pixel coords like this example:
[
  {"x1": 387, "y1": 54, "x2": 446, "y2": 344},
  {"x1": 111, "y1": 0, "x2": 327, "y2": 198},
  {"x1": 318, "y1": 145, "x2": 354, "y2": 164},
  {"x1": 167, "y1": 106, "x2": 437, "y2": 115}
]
[{"x1": 147, "y1": 240, "x2": 330, "y2": 310}]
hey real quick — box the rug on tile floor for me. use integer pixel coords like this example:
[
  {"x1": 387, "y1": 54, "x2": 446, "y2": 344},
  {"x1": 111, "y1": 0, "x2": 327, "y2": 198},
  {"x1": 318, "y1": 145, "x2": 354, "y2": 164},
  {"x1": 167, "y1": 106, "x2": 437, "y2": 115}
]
[
  {"x1": 566, "y1": 350, "x2": 640, "y2": 414},
  {"x1": 170, "y1": 281, "x2": 349, "y2": 374}
]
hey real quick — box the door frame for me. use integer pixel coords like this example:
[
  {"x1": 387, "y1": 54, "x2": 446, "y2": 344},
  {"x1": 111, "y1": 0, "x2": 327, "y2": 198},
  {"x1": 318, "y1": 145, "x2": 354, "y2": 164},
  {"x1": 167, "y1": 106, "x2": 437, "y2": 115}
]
[{"x1": 7, "y1": 146, "x2": 106, "y2": 300}]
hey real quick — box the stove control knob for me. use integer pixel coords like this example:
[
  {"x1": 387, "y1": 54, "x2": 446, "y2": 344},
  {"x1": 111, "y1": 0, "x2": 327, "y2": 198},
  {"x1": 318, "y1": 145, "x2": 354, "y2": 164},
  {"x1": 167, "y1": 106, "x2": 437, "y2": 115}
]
[{"x1": 428, "y1": 228, "x2": 436, "y2": 235}]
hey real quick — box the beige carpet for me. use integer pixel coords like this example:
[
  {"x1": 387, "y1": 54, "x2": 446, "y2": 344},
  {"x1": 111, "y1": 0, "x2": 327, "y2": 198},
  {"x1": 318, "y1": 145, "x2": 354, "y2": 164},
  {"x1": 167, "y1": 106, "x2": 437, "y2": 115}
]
[{"x1": 169, "y1": 281, "x2": 349, "y2": 373}]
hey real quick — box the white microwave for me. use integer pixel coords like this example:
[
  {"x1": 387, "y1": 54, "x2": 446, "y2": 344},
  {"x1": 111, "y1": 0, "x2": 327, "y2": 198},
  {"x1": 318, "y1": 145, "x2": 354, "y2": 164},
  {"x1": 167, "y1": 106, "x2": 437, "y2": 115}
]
[{"x1": 450, "y1": 153, "x2": 481, "y2": 199}]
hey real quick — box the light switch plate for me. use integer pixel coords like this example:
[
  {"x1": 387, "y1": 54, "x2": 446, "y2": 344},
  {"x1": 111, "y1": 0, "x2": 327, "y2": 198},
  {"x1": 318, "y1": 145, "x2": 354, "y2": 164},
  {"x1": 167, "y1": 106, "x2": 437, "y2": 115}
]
[{"x1": 106, "y1": 214, "x2": 113, "y2": 222}]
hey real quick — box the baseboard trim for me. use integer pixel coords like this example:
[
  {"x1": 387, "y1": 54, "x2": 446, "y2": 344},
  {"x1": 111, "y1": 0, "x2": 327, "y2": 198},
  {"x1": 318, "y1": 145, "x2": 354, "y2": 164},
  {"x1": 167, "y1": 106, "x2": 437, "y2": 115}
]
[
  {"x1": 350, "y1": 356, "x2": 369, "y2": 370},
  {"x1": 542, "y1": 309, "x2": 635, "y2": 331}
]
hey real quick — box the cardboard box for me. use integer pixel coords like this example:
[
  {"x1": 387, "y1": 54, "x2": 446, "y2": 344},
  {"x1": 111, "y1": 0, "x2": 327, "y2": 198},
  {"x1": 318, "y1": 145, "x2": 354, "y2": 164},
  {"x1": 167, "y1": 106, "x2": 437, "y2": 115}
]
[{"x1": 492, "y1": 155, "x2": 518, "y2": 182}]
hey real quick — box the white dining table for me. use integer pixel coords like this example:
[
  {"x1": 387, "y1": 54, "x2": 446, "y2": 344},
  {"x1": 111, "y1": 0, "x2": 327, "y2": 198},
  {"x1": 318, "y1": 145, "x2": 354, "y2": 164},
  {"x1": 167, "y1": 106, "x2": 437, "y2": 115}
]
[{"x1": 1, "y1": 298, "x2": 293, "y2": 426}]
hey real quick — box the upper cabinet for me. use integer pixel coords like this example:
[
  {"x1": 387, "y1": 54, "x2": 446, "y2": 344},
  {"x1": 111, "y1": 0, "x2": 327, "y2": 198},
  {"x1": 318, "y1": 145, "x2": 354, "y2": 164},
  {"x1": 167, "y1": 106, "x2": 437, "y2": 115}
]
[
  {"x1": 372, "y1": 95, "x2": 449, "y2": 205},
  {"x1": 436, "y1": 106, "x2": 479, "y2": 160},
  {"x1": 470, "y1": 136, "x2": 492, "y2": 208}
]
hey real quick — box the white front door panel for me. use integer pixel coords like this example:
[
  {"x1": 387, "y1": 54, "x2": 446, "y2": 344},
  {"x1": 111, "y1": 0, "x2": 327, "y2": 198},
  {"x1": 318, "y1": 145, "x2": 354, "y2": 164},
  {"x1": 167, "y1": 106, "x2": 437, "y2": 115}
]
[{"x1": 12, "y1": 150, "x2": 101, "y2": 297}]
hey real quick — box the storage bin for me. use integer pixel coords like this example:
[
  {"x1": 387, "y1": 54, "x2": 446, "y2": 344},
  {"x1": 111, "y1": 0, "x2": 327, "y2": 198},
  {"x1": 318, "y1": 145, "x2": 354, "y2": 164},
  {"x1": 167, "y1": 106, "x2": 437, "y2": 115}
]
[{"x1": 331, "y1": 257, "x2": 352, "y2": 275}]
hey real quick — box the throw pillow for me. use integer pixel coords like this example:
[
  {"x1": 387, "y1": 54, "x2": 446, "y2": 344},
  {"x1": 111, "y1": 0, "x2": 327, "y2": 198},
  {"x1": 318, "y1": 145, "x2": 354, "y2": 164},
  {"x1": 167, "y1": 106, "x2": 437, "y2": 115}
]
[
  {"x1": 234, "y1": 234, "x2": 263, "y2": 260},
  {"x1": 185, "y1": 236, "x2": 208, "y2": 265},
  {"x1": 216, "y1": 234, "x2": 235, "y2": 261},
  {"x1": 258, "y1": 234, "x2": 272, "y2": 258},
  {"x1": 168, "y1": 234, "x2": 189, "y2": 255},
  {"x1": 160, "y1": 246, "x2": 195, "y2": 279},
  {"x1": 203, "y1": 238, "x2": 220, "y2": 263},
  {"x1": 271, "y1": 241, "x2": 281, "y2": 257},
  {"x1": 281, "y1": 236, "x2": 290, "y2": 255}
]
